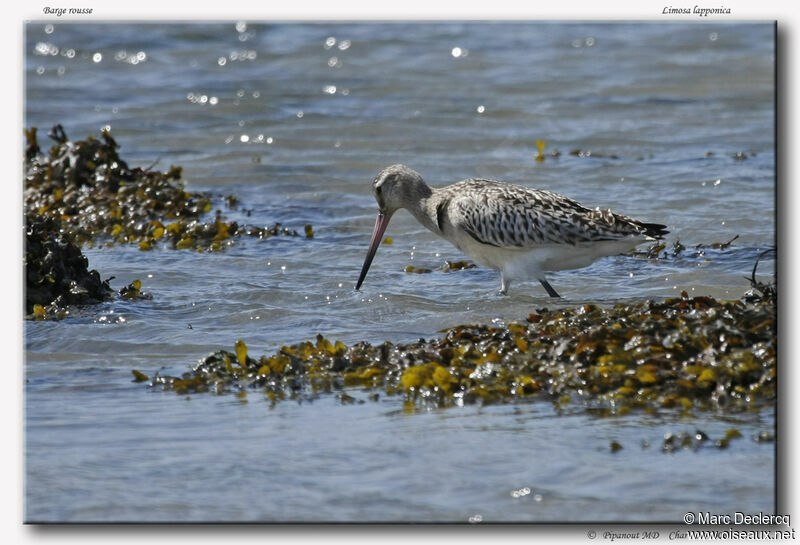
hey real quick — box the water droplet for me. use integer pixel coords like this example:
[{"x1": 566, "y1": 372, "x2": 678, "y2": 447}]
[
  {"x1": 324, "y1": 36, "x2": 336, "y2": 49},
  {"x1": 209, "y1": 96, "x2": 218, "y2": 105},
  {"x1": 451, "y1": 47, "x2": 463, "y2": 57},
  {"x1": 337, "y1": 39, "x2": 351, "y2": 50},
  {"x1": 240, "y1": 134, "x2": 249, "y2": 143},
  {"x1": 713, "y1": 179, "x2": 721, "y2": 186},
  {"x1": 218, "y1": 57, "x2": 227, "y2": 66},
  {"x1": 297, "y1": 111, "x2": 304, "y2": 118},
  {"x1": 585, "y1": 37, "x2": 595, "y2": 46},
  {"x1": 280, "y1": 265, "x2": 286, "y2": 271},
  {"x1": 235, "y1": 21, "x2": 247, "y2": 33},
  {"x1": 44, "y1": 24, "x2": 54, "y2": 34},
  {"x1": 709, "y1": 32, "x2": 718, "y2": 41},
  {"x1": 92, "y1": 52, "x2": 102, "y2": 63},
  {"x1": 323, "y1": 84, "x2": 337, "y2": 94},
  {"x1": 266, "y1": 137, "x2": 273, "y2": 144},
  {"x1": 476, "y1": 105, "x2": 485, "y2": 113}
]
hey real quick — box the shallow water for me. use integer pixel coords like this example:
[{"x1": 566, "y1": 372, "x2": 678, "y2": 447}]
[{"x1": 24, "y1": 21, "x2": 775, "y2": 522}]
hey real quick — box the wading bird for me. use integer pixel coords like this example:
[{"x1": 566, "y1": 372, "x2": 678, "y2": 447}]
[{"x1": 355, "y1": 164, "x2": 667, "y2": 297}]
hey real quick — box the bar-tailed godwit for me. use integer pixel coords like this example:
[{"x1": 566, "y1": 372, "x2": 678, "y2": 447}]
[{"x1": 355, "y1": 164, "x2": 668, "y2": 297}]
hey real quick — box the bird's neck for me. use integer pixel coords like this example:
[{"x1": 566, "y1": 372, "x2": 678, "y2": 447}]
[{"x1": 404, "y1": 186, "x2": 442, "y2": 235}]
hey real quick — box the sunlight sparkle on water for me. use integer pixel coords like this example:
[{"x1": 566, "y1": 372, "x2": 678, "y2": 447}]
[
  {"x1": 35, "y1": 42, "x2": 59, "y2": 56},
  {"x1": 510, "y1": 487, "x2": 531, "y2": 498}
]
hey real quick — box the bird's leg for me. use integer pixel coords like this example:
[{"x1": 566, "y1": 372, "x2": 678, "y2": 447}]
[
  {"x1": 539, "y1": 278, "x2": 561, "y2": 298},
  {"x1": 499, "y1": 274, "x2": 510, "y2": 296}
]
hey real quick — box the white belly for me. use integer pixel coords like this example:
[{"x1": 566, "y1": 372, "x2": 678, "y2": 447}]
[{"x1": 445, "y1": 229, "x2": 647, "y2": 281}]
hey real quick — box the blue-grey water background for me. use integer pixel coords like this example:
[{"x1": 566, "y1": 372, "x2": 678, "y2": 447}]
[{"x1": 24, "y1": 22, "x2": 776, "y2": 522}]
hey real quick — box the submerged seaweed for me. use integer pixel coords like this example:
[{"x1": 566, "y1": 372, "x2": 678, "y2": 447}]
[{"x1": 145, "y1": 292, "x2": 775, "y2": 416}]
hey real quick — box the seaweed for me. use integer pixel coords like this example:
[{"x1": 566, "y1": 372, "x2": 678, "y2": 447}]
[
  {"x1": 24, "y1": 125, "x2": 308, "y2": 252},
  {"x1": 25, "y1": 214, "x2": 114, "y2": 317},
  {"x1": 743, "y1": 250, "x2": 776, "y2": 304},
  {"x1": 143, "y1": 291, "x2": 775, "y2": 417}
]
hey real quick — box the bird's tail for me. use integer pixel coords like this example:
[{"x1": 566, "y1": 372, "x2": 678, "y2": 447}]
[{"x1": 642, "y1": 222, "x2": 669, "y2": 240}]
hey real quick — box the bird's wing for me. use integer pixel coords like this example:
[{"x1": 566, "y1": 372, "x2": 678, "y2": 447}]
[{"x1": 443, "y1": 180, "x2": 656, "y2": 248}]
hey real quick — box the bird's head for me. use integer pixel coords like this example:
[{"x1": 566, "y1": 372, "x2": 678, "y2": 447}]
[
  {"x1": 371, "y1": 164, "x2": 427, "y2": 216},
  {"x1": 355, "y1": 164, "x2": 429, "y2": 290}
]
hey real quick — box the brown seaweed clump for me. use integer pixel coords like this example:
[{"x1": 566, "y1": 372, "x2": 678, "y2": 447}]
[
  {"x1": 144, "y1": 292, "x2": 775, "y2": 416},
  {"x1": 24, "y1": 125, "x2": 303, "y2": 252},
  {"x1": 25, "y1": 214, "x2": 152, "y2": 320},
  {"x1": 25, "y1": 214, "x2": 114, "y2": 318}
]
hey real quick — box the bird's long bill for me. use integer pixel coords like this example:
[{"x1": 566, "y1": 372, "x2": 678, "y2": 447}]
[{"x1": 355, "y1": 212, "x2": 391, "y2": 290}]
